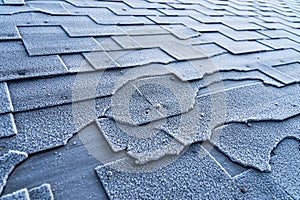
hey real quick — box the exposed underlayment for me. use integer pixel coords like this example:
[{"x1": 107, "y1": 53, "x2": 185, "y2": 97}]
[{"x1": 1, "y1": 0, "x2": 300, "y2": 199}]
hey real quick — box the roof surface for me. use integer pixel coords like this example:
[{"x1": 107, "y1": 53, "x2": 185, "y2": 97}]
[{"x1": 0, "y1": 0, "x2": 300, "y2": 199}]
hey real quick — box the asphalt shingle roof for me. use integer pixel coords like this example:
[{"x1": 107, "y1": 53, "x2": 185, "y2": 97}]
[{"x1": 1, "y1": 0, "x2": 300, "y2": 199}]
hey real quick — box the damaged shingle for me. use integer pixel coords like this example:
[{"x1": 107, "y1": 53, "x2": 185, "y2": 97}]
[
  {"x1": 95, "y1": 143, "x2": 236, "y2": 199},
  {"x1": 0, "y1": 189, "x2": 29, "y2": 200},
  {"x1": 0, "y1": 150, "x2": 27, "y2": 194},
  {"x1": 29, "y1": 184, "x2": 54, "y2": 200}
]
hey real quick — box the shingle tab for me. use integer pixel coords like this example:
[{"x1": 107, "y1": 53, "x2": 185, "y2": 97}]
[
  {"x1": 18, "y1": 26, "x2": 102, "y2": 56},
  {"x1": 0, "y1": 41, "x2": 66, "y2": 81},
  {"x1": 95, "y1": 144, "x2": 236, "y2": 199},
  {"x1": 3, "y1": 0, "x2": 24, "y2": 5},
  {"x1": 0, "y1": 113, "x2": 17, "y2": 139},
  {"x1": 84, "y1": 48, "x2": 175, "y2": 69},
  {"x1": 0, "y1": 82, "x2": 13, "y2": 114},
  {"x1": 0, "y1": 189, "x2": 29, "y2": 200},
  {"x1": 0, "y1": 150, "x2": 28, "y2": 194},
  {"x1": 29, "y1": 184, "x2": 54, "y2": 200}
]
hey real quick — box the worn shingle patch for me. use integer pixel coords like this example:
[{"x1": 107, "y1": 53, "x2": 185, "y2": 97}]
[{"x1": 0, "y1": 150, "x2": 27, "y2": 194}]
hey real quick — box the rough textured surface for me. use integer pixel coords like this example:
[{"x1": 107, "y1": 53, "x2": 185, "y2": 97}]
[
  {"x1": 0, "y1": 189, "x2": 29, "y2": 200},
  {"x1": 234, "y1": 139, "x2": 300, "y2": 199},
  {"x1": 95, "y1": 144, "x2": 236, "y2": 199},
  {"x1": 0, "y1": 150, "x2": 27, "y2": 194},
  {"x1": 1, "y1": 0, "x2": 300, "y2": 199},
  {"x1": 211, "y1": 114, "x2": 300, "y2": 171},
  {"x1": 29, "y1": 184, "x2": 54, "y2": 200}
]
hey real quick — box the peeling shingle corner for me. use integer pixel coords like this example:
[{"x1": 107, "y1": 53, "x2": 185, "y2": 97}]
[{"x1": 0, "y1": 150, "x2": 28, "y2": 194}]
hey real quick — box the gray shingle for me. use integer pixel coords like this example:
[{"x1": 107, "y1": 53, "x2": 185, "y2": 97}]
[
  {"x1": 60, "y1": 54, "x2": 94, "y2": 72},
  {"x1": 199, "y1": 33, "x2": 272, "y2": 54},
  {"x1": 0, "y1": 41, "x2": 66, "y2": 81},
  {"x1": 0, "y1": 114, "x2": 17, "y2": 139},
  {"x1": 29, "y1": 184, "x2": 54, "y2": 200},
  {"x1": 0, "y1": 150, "x2": 28, "y2": 194},
  {"x1": 95, "y1": 144, "x2": 236, "y2": 199},
  {"x1": 84, "y1": 48, "x2": 175, "y2": 69},
  {"x1": 211, "y1": 108, "x2": 300, "y2": 171},
  {"x1": 0, "y1": 82, "x2": 13, "y2": 114},
  {"x1": 275, "y1": 62, "x2": 300, "y2": 81},
  {"x1": 3, "y1": 0, "x2": 24, "y2": 5},
  {"x1": 27, "y1": 1, "x2": 69, "y2": 15},
  {"x1": 234, "y1": 139, "x2": 300, "y2": 199},
  {"x1": 0, "y1": 189, "x2": 29, "y2": 200},
  {"x1": 63, "y1": 23, "x2": 126, "y2": 37},
  {"x1": 253, "y1": 62, "x2": 297, "y2": 85},
  {"x1": 161, "y1": 24, "x2": 200, "y2": 39},
  {"x1": 18, "y1": 26, "x2": 102, "y2": 56},
  {"x1": 258, "y1": 38, "x2": 300, "y2": 51}
]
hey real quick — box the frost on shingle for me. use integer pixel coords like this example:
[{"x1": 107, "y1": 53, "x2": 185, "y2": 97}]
[
  {"x1": 211, "y1": 114, "x2": 300, "y2": 171},
  {"x1": 0, "y1": 150, "x2": 28, "y2": 194},
  {"x1": 0, "y1": 114, "x2": 17, "y2": 139},
  {"x1": 0, "y1": 82, "x2": 13, "y2": 114},
  {"x1": 0, "y1": 189, "x2": 30, "y2": 200},
  {"x1": 95, "y1": 144, "x2": 236, "y2": 199},
  {"x1": 18, "y1": 26, "x2": 101, "y2": 56},
  {"x1": 234, "y1": 139, "x2": 300, "y2": 199},
  {"x1": 0, "y1": 41, "x2": 66, "y2": 81},
  {"x1": 29, "y1": 183, "x2": 54, "y2": 200}
]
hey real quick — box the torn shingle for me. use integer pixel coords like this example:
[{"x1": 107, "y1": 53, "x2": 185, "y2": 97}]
[
  {"x1": 95, "y1": 144, "x2": 236, "y2": 199},
  {"x1": 0, "y1": 189, "x2": 29, "y2": 200},
  {"x1": 0, "y1": 150, "x2": 28, "y2": 194},
  {"x1": 234, "y1": 139, "x2": 300, "y2": 199},
  {"x1": 29, "y1": 184, "x2": 54, "y2": 200},
  {"x1": 211, "y1": 113, "x2": 300, "y2": 171}
]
